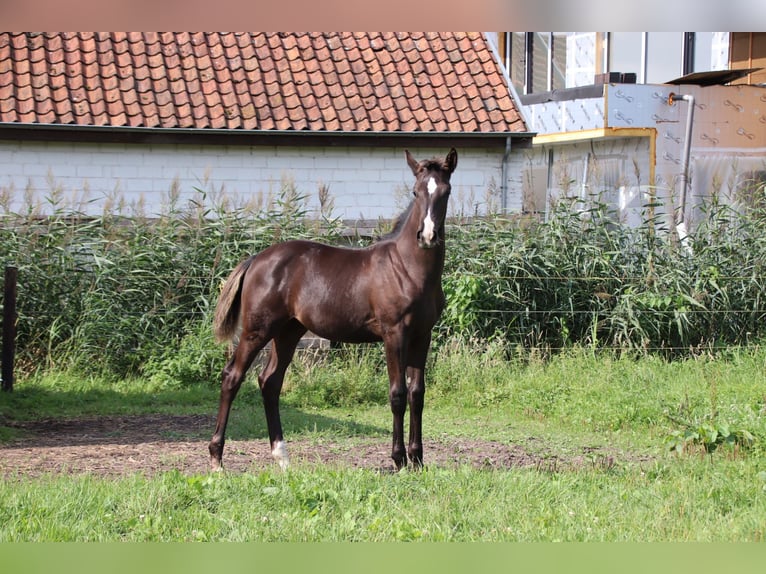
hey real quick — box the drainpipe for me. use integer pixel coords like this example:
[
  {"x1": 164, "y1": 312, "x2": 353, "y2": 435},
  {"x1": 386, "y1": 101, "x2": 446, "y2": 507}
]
[
  {"x1": 581, "y1": 153, "x2": 591, "y2": 203},
  {"x1": 668, "y1": 92, "x2": 695, "y2": 250},
  {"x1": 501, "y1": 135, "x2": 511, "y2": 212}
]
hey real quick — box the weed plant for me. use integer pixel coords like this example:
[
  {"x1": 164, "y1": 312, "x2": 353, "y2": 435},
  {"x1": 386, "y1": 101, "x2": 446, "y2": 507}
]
[{"x1": 0, "y1": 179, "x2": 344, "y2": 377}]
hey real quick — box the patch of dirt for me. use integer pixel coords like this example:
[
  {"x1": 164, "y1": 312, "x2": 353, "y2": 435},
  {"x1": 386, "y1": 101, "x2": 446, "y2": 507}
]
[{"x1": 1, "y1": 414, "x2": 634, "y2": 478}]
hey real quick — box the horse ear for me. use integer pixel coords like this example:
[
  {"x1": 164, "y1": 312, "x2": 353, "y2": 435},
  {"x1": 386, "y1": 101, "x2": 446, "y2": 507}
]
[
  {"x1": 405, "y1": 149, "x2": 421, "y2": 176},
  {"x1": 445, "y1": 148, "x2": 458, "y2": 173}
]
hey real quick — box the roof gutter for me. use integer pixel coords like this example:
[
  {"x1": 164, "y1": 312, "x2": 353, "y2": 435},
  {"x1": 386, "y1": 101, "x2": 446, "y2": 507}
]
[
  {"x1": 0, "y1": 121, "x2": 534, "y2": 141},
  {"x1": 0, "y1": 123, "x2": 535, "y2": 152}
]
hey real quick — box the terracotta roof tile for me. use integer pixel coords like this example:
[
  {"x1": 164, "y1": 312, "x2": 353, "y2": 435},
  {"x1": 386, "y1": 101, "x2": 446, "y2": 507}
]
[{"x1": 0, "y1": 32, "x2": 527, "y2": 134}]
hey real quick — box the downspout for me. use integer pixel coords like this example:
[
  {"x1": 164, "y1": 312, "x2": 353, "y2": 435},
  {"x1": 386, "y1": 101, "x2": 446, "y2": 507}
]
[
  {"x1": 501, "y1": 135, "x2": 511, "y2": 212},
  {"x1": 485, "y1": 33, "x2": 531, "y2": 214},
  {"x1": 668, "y1": 92, "x2": 695, "y2": 251},
  {"x1": 581, "y1": 152, "x2": 591, "y2": 203}
]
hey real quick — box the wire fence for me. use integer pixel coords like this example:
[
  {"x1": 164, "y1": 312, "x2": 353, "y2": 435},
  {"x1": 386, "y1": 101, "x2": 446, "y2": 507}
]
[
  {"x1": 12, "y1": 279, "x2": 766, "y2": 354},
  {"x1": 4, "y1": 192, "x2": 766, "y2": 377}
]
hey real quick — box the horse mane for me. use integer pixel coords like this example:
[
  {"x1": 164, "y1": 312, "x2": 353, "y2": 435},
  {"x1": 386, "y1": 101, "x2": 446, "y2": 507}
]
[
  {"x1": 375, "y1": 156, "x2": 447, "y2": 243},
  {"x1": 376, "y1": 200, "x2": 414, "y2": 242}
]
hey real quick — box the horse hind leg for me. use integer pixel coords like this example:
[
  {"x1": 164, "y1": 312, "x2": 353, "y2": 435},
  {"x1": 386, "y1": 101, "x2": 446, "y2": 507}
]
[
  {"x1": 209, "y1": 335, "x2": 266, "y2": 471},
  {"x1": 259, "y1": 319, "x2": 307, "y2": 470}
]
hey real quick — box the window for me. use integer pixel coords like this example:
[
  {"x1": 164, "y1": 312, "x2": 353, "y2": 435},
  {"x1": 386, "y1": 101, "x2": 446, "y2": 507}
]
[
  {"x1": 609, "y1": 33, "x2": 643, "y2": 81},
  {"x1": 645, "y1": 33, "x2": 685, "y2": 83},
  {"x1": 499, "y1": 32, "x2": 723, "y2": 94},
  {"x1": 500, "y1": 33, "x2": 606, "y2": 94}
]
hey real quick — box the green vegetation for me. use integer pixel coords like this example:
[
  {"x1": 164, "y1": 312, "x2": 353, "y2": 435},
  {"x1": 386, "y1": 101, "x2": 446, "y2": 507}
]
[
  {"x1": 3, "y1": 179, "x2": 766, "y2": 380},
  {"x1": 3, "y1": 175, "x2": 766, "y2": 541},
  {"x1": 442, "y1": 195, "x2": 766, "y2": 355},
  {"x1": 2, "y1": 346, "x2": 766, "y2": 541},
  {"x1": 2, "y1": 458, "x2": 765, "y2": 542},
  {"x1": 0, "y1": 179, "x2": 346, "y2": 376}
]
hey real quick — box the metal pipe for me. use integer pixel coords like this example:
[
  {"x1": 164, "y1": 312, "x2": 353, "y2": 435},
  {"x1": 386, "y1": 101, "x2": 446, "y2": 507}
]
[
  {"x1": 581, "y1": 152, "x2": 591, "y2": 203},
  {"x1": 547, "y1": 33, "x2": 553, "y2": 92},
  {"x1": 640, "y1": 33, "x2": 648, "y2": 84},
  {"x1": 668, "y1": 92, "x2": 695, "y2": 245},
  {"x1": 501, "y1": 136, "x2": 511, "y2": 212}
]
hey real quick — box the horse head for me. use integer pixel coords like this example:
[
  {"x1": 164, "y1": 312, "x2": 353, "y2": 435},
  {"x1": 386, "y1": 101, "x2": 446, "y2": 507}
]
[{"x1": 405, "y1": 148, "x2": 458, "y2": 249}]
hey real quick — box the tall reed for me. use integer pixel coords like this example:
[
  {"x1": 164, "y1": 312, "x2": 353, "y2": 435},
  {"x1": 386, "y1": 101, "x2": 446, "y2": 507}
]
[
  {"x1": 3, "y1": 177, "x2": 766, "y2": 380},
  {"x1": 442, "y1": 194, "x2": 766, "y2": 356},
  {"x1": 0, "y1": 179, "x2": 343, "y2": 377}
]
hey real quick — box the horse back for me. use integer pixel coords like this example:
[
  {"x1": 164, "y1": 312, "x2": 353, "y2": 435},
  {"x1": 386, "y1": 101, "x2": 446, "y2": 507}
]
[
  {"x1": 239, "y1": 240, "x2": 381, "y2": 342},
  {"x1": 239, "y1": 239, "x2": 442, "y2": 343}
]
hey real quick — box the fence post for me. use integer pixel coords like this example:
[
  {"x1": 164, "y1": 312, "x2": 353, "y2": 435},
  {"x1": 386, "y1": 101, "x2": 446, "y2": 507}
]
[{"x1": 2, "y1": 265, "x2": 17, "y2": 392}]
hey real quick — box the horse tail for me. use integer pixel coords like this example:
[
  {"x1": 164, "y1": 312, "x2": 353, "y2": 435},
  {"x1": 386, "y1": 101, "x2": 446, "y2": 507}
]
[{"x1": 213, "y1": 257, "x2": 254, "y2": 343}]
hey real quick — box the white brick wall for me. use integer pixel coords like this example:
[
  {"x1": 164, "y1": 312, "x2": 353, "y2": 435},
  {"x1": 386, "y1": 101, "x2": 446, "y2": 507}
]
[{"x1": 0, "y1": 140, "x2": 524, "y2": 222}]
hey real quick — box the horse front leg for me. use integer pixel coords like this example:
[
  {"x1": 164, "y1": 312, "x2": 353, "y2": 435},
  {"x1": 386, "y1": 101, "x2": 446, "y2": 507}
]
[
  {"x1": 406, "y1": 334, "x2": 430, "y2": 468},
  {"x1": 384, "y1": 332, "x2": 408, "y2": 470},
  {"x1": 406, "y1": 365, "x2": 425, "y2": 468}
]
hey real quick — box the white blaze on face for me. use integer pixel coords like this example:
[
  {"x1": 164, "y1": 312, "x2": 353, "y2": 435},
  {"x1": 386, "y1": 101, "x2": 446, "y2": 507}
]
[
  {"x1": 420, "y1": 177, "x2": 437, "y2": 244},
  {"x1": 272, "y1": 440, "x2": 290, "y2": 470},
  {"x1": 421, "y1": 210, "x2": 435, "y2": 244},
  {"x1": 427, "y1": 177, "x2": 437, "y2": 195}
]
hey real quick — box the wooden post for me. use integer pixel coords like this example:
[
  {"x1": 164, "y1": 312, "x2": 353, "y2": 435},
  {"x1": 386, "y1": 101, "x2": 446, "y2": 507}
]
[{"x1": 2, "y1": 266, "x2": 17, "y2": 392}]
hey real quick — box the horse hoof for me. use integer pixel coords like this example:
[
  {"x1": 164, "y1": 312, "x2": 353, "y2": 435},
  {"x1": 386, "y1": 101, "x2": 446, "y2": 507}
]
[{"x1": 272, "y1": 440, "x2": 290, "y2": 471}]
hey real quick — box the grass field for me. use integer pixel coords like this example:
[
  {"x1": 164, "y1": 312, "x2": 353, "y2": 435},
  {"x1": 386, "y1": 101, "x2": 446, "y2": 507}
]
[{"x1": 1, "y1": 346, "x2": 766, "y2": 541}]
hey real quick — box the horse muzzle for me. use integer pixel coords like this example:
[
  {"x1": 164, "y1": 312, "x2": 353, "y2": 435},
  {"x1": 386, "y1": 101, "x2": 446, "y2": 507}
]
[
  {"x1": 417, "y1": 207, "x2": 441, "y2": 248},
  {"x1": 417, "y1": 227, "x2": 441, "y2": 249}
]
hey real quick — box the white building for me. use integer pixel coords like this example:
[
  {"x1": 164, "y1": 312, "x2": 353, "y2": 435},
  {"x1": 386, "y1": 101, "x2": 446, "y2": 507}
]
[{"x1": 0, "y1": 32, "x2": 532, "y2": 228}]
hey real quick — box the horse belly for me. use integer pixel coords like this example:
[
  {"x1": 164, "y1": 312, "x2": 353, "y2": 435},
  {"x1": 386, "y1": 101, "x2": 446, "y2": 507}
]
[{"x1": 298, "y1": 304, "x2": 382, "y2": 344}]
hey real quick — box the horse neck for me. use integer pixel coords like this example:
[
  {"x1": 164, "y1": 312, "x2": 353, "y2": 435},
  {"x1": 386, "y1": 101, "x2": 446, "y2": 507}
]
[{"x1": 393, "y1": 200, "x2": 446, "y2": 281}]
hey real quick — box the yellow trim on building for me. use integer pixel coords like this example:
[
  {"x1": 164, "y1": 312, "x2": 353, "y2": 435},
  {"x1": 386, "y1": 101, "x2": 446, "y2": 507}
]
[{"x1": 532, "y1": 127, "x2": 657, "y2": 186}]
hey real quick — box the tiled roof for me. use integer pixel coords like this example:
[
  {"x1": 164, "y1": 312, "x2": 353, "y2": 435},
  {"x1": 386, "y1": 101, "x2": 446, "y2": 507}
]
[{"x1": 0, "y1": 32, "x2": 527, "y2": 134}]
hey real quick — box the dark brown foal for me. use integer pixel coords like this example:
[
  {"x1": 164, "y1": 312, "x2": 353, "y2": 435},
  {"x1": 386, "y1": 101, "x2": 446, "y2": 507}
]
[{"x1": 209, "y1": 148, "x2": 457, "y2": 471}]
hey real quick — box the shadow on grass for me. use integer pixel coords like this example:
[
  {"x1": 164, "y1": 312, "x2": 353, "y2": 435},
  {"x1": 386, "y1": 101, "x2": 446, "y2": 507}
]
[{"x1": 0, "y1": 382, "x2": 388, "y2": 448}]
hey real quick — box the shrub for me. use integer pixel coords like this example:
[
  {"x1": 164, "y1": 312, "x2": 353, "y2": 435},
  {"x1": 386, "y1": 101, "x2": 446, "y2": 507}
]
[
  {"x1": 1, "y1": 179, "x2": 344, "y2": 377},
  {"x1": 286, "y1": 345, "x2": 389, "y2": 407}
]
